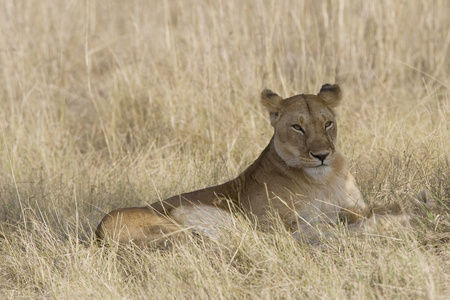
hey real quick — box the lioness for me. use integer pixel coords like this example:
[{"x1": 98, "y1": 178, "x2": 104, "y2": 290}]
[{"x1": 95, "y1": 84, "x2": 408, "y2": 247}]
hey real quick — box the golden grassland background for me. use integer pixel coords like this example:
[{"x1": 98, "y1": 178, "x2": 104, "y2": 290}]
[{"x1": 0, "y1": 0, "x2": 449, "y2": 298}]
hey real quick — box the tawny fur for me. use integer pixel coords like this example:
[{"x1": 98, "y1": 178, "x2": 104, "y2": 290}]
[{"x1": 95, "y1": 84, "x2": 418, "y2": 247}]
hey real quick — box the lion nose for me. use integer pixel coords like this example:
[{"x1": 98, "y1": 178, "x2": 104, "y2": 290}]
[{"x1": 310, "y1": 151, "x2": 329, "y2": 163}]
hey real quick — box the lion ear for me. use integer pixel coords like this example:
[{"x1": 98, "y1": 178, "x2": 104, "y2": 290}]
[
  {"x1": 261, "y1": 89, "x2": 284, "y2": 124},
  {"x1": 318, "y1": 84, "x2": 342, "y2": 108}
]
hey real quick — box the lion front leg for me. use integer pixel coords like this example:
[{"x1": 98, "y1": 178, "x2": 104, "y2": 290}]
[{"x1": 341, "y1": 189, "x2": 438, "y2": 236}]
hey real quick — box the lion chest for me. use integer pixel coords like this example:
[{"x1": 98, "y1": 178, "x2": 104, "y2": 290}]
[{"x1": 241, "y1": 173, "x2": 362, "y2": 226}]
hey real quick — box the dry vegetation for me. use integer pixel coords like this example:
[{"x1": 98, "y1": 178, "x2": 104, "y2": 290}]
[{"x1": 0, "y1": 0, "x2": 449, "y2": 298}]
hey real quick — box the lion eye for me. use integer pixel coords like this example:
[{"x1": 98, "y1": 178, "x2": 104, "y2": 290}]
[
  {"x1": 325, "y1": 121, "x2": 333, "y2": 130},
  {"x1": 291, "y1": 124, "x2": 304, "y2": 133}
]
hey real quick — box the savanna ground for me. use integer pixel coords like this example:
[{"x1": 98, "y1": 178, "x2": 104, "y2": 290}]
[{"x1": 0, "y1": 0, "x2": 449, "y2": 298}]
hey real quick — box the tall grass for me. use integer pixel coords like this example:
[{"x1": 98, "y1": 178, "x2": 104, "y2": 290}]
[{"x1": 0, "y1": 0, "x2": 448, "y2": 298}]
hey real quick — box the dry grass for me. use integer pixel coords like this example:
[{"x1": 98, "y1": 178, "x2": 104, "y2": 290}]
[{"x1": 0, "y1": 0, "x2": 449, "y2": 298}]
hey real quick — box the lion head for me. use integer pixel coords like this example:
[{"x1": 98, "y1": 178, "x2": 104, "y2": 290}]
[{"x1": 261, "y1": 84, "x2": 342, "y2": 177}]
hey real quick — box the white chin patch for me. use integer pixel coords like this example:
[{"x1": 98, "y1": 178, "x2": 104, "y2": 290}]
[{"x1": 303, "y1": 166, "x2": 331, "y2": 177}]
